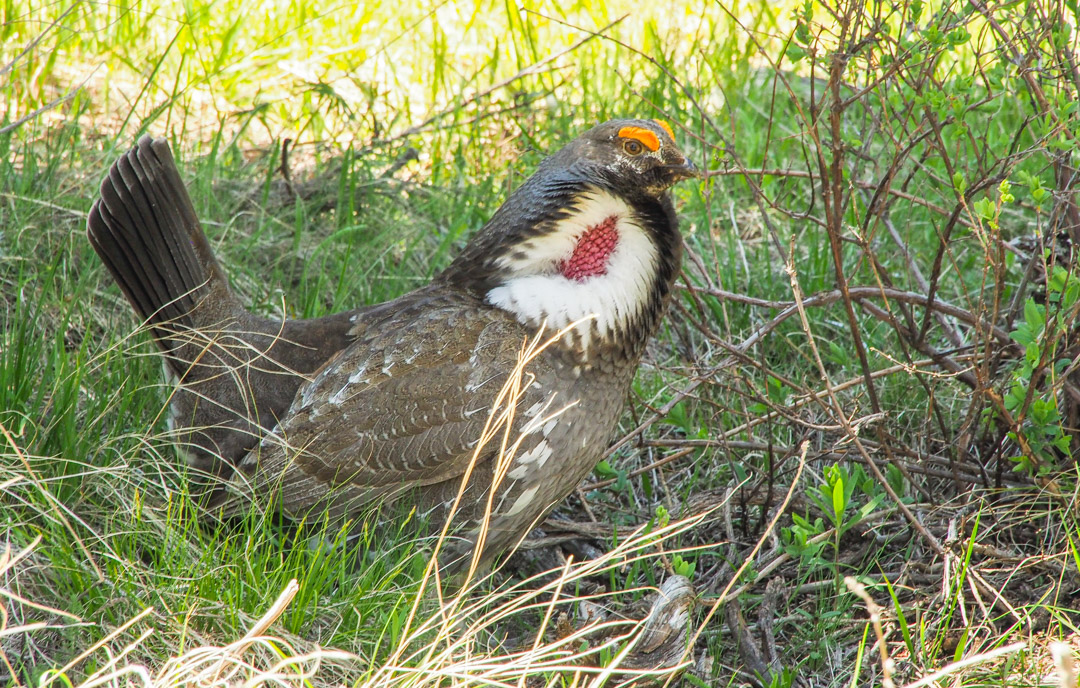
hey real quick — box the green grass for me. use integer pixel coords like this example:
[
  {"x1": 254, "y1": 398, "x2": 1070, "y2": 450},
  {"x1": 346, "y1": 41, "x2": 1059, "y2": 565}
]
[{"x1": 4, "y1": 0, "x2": 1080, "y2": 686}]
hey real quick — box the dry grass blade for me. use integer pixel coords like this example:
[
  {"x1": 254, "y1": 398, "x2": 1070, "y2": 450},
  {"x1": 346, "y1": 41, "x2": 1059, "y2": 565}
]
[
  {"x1": 24, "y1": 512, "x2": 709, "y2": 688},
  {"x1": 1051, "y1": 642, "x2": 1077, "y2": 688},
  {"x1": 898, "y1": 642, "x2": 1026, "y2": 688},
  {"x1": 0, "y1": 421, "x2": 104, "y2": 581},
  {"x1": 2, "y1": 537, "x2": 77, "y2": 685},
  {"x1": 845, "y1": 576, "x2": 894, "y2": 688},
  {"x1": 366, "y1": 517, "x2": 706, "y2": 688},
  {"x1": 37, "y1": 580, "x2": 351, "y2": 688}
]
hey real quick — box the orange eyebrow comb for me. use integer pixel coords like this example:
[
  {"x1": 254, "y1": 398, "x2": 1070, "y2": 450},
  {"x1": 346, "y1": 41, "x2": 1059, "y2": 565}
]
[
  {"x1": 617, "y1": 126, "x2": 660, "y2": 152},
  {"x1": 653, "y1": 119, "x2": 675, "y2": 140}
]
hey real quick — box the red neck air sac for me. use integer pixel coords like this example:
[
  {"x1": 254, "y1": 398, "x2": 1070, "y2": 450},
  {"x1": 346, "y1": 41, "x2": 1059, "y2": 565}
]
[{"x1": 559, "y1": 215, "x2": 619, "y2": 282}]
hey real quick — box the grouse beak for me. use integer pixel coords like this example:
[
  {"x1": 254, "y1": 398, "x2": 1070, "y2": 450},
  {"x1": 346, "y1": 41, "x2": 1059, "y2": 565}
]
[{"x1": 663, "y1": 158, "x2": 701, "y2": 183}]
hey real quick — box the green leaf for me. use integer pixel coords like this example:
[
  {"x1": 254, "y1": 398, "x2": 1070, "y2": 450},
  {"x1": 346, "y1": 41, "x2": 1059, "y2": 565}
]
[
  {"x1": 910, "y1": 0, "x2": 924, "y2": 22},
  {"x1": 1010, "y1": 323, "x2": 1034, "y2": 346},
  {"x1": 672, "y1": 554, "x2": 696, "y2": 578},
  {"x1": 1026, "y1": 342, "x2": 1041, "y2": 366},
  {"x1": 973, "y1": 197, "x2": 996, "y2": 222},
  {"x1": 594, "y1": 460, "x2": 617, "y2": 479},
  {"x1": 832, "y1": 474, "x2": 847, "y2": 524},
  {"x1": 947, "y1": 27, "x2": 971, "y2": 46},
  {"x1": 998, "y1": 179, "x2": 1014, "y2": 204},
  {"x1": 952, "y1": 172, "x2": 967, "y2": 195},
  {"x1": 953, "y1": 627, "x2": 970, "y2": 662},
  {"x1": 1024, "y1": 299, "x2": 1045, "y2": 335}
]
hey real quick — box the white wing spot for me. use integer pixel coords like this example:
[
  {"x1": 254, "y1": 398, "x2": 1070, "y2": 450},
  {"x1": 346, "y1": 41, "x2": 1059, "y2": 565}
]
[
  {"x1": 524, "y1": 401, "x2": 545, "y2": 417},
  {"x1": 521, "y1": 394, "x2": 560, "y2": 434},
  {"x1": 348, "y1": 362, "x2": 369, "y2": 385},
  {"x1": 516, "y1": 440, "x2": 553, "y2": 466},
  {"x1": 506, "y1": 485, "x2": 539, "y2": 516},
  {"x1": 330, "y1": 385, "x2": 351, "y2": 406}
]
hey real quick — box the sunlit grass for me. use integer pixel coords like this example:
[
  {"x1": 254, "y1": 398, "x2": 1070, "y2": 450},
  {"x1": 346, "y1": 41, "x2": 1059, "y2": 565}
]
[
  {"x1": 5, "y1": 0, "x2": 1080, "y2": 686},
  {"x1": 3, "y1": 0, "x2": 794, "y2": 155}
]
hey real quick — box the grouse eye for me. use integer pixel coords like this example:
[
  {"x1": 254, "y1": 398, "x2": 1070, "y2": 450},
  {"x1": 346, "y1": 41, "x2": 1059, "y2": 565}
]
[{"x1": 622, "y1": 139, "x2": 644, "y2": 156}]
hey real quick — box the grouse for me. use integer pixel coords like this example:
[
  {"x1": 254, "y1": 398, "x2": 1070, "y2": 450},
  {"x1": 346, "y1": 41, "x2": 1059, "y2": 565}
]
[{"x1": 87, "y1": 119, "x2": 698, "y2": 569}]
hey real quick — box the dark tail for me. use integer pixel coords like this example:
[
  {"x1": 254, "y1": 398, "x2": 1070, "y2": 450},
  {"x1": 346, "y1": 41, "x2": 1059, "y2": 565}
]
[
  {"x1": 87, "y1": 137, "x2": 361, "y2": 479},
  {"x1": 87, "y1": 136, "x2": 239, "y2": 370}
]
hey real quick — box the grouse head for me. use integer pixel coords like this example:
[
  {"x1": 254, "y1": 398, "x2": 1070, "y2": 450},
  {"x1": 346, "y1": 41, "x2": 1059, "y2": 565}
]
[
  {"x1": 543, "y1": 118, "x2": 699, "y2": 197},
  {"x1": 442, "y1": 118, "x2": 698, "y2": 365}
]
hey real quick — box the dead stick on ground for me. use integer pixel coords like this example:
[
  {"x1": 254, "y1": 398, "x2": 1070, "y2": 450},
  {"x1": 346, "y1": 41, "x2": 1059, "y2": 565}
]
[{"x1": 658, "y1": 441, "x2": 808, "y2": 688}]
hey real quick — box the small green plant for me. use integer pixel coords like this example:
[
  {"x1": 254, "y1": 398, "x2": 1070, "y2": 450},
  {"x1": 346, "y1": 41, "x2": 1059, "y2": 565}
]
[
  {"x1": 781, "y1": 513, "x2": 827, "y2": 569},
  {"x1": 593, "y1": 458, "x2": 630, "y2": 493},
  {"x1": 971, "y1": 180, "x2": 1014, "y2": 230},
  {"x1": 782, "y1": 464, "x2": 885, "y2": 576},
  {"x1": 671, "y1": 553, "x2": 696, "y2": 578},
  {"x1": 809, "y1": 464, "x2": 883, "y2": 540}
]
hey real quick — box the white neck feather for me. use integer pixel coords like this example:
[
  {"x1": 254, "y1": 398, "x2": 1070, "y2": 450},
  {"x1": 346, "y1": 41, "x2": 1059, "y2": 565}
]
[{"x1": 485, "y1": 190, "x2": 659, "y2": 353}]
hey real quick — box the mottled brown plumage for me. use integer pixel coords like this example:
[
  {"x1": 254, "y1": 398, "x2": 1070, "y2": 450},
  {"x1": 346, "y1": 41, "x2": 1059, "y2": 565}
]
[{"x1": 87, "y1": 120, "x2": 697, "y2": 569}]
